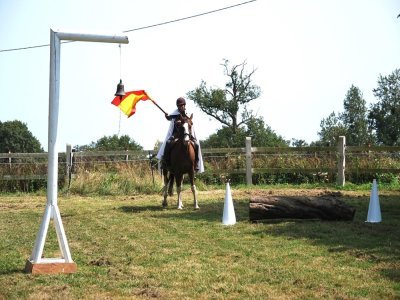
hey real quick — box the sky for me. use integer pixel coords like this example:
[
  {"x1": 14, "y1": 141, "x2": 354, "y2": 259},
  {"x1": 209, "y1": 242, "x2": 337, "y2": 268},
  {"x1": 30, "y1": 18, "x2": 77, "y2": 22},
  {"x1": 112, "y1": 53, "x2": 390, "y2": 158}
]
[{"x1": 1, "y1": 0, "x2": 399, "y2": 152}]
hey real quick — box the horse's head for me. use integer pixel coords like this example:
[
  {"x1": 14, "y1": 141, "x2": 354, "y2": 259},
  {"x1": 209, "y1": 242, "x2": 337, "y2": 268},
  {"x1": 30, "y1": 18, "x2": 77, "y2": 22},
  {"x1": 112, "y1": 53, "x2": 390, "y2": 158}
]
[
  {"x1": 175, "y1": 114, "x2": 193, "y2": 144},
  {"x1": 183, "y1": 115, "x2": 193, "y2": 143}
]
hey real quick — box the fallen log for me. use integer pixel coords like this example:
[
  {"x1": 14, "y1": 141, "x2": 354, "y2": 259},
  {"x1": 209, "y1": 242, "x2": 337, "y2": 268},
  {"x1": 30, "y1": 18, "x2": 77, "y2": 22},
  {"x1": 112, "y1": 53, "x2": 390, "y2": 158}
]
[{"x1": 249, "y1": 195, "x2": 356, "y2": 221}]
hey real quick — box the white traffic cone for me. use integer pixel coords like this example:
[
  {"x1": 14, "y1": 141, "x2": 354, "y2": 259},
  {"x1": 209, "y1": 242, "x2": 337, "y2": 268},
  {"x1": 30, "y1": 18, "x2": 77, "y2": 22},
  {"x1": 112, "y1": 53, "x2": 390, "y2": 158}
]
[
  {"x1": 366, "y1": 179, "x2": 382, "y2": 223},
  {"x1": 222, "y1": 182, "x2": 236, "y2": 225}
]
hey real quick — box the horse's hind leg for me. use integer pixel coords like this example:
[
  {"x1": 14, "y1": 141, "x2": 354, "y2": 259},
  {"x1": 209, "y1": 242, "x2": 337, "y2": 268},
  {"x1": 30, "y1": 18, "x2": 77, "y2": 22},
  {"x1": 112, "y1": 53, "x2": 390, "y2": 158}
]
[
  {"x1": 177, "y1": 186, "x2": 183, "y2": 209},
  {"x1": 162, "y1": 169, "x2": 169, "y2": 208},
  {"x1": 162, "y1": 187, "x2": 168, "y2": 208}
]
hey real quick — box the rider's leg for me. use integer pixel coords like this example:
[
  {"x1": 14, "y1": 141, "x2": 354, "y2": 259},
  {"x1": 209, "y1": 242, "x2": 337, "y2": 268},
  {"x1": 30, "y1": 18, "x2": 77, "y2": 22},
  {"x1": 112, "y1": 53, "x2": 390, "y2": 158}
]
[
  {"x1": 194, "y1": 140, "x2": 200, "y2": 172},
  {"x1": 163, "y1": 138, "x2": 173, "y2": 169}
]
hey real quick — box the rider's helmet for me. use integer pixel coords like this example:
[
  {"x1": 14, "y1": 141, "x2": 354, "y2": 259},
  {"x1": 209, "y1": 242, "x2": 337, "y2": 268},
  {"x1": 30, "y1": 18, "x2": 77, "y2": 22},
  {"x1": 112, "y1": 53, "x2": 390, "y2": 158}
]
[{"x1": 176, "y1": 97, "x2": 186, "y2": 107}]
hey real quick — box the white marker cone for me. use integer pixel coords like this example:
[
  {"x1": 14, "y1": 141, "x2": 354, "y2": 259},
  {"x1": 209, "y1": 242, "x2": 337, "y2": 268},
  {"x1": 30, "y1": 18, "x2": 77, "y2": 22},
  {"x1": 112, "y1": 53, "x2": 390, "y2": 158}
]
[
  {"x1": 222, "y1": 182, "x2": 236, "y2": 225},
  {"x1": 366, "y1": 179, "x2": 382, "y2": 223}
]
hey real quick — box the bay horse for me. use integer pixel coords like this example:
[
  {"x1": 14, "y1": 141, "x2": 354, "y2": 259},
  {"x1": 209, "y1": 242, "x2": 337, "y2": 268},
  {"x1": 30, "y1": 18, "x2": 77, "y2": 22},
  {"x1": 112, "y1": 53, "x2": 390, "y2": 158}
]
[{"x1": 162, "y1": 114, "x2": 199, "y2": 209}]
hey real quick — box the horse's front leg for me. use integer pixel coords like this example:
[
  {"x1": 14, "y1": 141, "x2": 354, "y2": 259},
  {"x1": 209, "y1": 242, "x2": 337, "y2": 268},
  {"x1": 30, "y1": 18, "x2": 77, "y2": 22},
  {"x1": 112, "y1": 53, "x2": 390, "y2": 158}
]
[
  {"x1": 189, "y1": 170, "x2": 199, "y2": 209},
  {"x1": 162, "y1": 187, "x2": 168, "y2": 208},
  {"x1": 168, "y1": 174, "x2": 174, "y2": 196},
  {"x1": 191, "y1": 185, "x2": 199, "y2": 209},
  {"x1": 176, "y1": 175, "x2": 184, "y2": 209}
]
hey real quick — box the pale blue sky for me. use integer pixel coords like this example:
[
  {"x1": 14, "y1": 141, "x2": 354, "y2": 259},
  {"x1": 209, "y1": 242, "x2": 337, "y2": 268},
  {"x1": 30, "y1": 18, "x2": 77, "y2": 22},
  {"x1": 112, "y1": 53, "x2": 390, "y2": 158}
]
[{"x1": 1, "y1": 0, "x2": 399, "y2": 151}]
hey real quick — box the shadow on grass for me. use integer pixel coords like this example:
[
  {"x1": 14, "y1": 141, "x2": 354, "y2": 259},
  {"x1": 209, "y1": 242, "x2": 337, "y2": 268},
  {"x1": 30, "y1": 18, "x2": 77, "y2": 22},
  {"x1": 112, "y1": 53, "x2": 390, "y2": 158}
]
[
  {"x1": 250, "y1": 194, "x2": 400, "y2": 283},
  {"x1": 0, "y1": 266, "x2": 25, "y2": 275},
  {"x1": 119, "y1": 200, "x2": 249, "y2": 223},
  {"x1": 119, "y1": 205, "x2": 165, "y2": 213}
]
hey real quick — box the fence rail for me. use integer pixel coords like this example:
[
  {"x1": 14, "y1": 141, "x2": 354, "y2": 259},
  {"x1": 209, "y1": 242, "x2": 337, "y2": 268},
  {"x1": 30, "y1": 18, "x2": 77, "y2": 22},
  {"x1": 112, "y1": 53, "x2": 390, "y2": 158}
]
[{"x1": 1, "y1": 136, "x2": 400, "y2": 186}]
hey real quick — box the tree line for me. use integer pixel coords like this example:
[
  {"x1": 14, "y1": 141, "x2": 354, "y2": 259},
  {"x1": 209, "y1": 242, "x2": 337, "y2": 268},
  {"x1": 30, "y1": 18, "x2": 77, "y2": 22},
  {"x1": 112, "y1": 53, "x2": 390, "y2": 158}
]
[{"x1": 1, "y1": 60, "x2": 399, "y2": 153}]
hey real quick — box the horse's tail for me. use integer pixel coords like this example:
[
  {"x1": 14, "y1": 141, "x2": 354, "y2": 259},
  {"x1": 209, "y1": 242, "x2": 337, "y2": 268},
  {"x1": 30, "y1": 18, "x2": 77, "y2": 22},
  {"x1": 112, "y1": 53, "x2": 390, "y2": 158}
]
[{"x1": 161, "y1": 167, "x2": 175, "y2": 196}]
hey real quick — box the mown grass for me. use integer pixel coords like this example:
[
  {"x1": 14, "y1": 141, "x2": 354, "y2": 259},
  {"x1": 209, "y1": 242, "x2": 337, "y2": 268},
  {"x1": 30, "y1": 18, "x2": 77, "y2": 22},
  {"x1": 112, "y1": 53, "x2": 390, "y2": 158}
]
[{"x1": 0, "y1": 187, "x2": 399, "y2": 299}]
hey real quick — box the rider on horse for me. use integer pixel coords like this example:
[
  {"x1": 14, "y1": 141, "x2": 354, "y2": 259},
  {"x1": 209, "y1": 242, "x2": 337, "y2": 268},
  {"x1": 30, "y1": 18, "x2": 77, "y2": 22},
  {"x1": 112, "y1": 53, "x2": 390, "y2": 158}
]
[{"x1": 157, "y1": 97, "x2": 203, "y2": 173}]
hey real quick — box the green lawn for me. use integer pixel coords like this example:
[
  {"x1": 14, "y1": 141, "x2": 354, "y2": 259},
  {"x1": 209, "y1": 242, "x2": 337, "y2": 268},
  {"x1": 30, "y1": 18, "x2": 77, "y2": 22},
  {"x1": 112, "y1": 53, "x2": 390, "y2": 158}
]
[{"x1": 0, "y1": 188, "x2": 399, "y2": 299}]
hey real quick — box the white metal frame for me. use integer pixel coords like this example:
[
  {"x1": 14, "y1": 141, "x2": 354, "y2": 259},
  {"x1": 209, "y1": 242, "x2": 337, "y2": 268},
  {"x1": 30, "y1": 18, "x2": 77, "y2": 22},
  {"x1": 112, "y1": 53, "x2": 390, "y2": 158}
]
[{"x1": 28, "y1": 29, "x2": 129, "y2": 264}]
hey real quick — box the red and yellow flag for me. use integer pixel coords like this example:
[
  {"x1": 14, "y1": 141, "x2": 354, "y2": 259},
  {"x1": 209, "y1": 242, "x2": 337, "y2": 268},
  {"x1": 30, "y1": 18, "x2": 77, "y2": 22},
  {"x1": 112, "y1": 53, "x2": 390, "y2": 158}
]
[{"x1": 111, "y1": 90, "x2": 151, "y2": 117}]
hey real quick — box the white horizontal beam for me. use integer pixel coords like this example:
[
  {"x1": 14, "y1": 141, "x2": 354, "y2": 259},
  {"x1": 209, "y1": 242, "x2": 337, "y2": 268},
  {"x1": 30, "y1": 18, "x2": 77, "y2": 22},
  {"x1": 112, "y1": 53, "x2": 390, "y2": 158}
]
[{"x1": 55, "y1": 31, "x2": 129, "y2": 44}]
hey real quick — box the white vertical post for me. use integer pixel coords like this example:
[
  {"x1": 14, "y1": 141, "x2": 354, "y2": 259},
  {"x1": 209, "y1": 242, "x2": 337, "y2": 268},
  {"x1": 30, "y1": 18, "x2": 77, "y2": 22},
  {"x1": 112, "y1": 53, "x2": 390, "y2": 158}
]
[
  {"x1": 337, "y1": 136, "x2": 346, "y2": 186},
  {"x1": 27, "y1": 29, "x2": 129, "y2": 271},
  {"x1": 47, "y1": 29, "x2": 61, "y2": 208},
  {"x1": 245, "y1": 137, "x2": 252, "y2": 185}
]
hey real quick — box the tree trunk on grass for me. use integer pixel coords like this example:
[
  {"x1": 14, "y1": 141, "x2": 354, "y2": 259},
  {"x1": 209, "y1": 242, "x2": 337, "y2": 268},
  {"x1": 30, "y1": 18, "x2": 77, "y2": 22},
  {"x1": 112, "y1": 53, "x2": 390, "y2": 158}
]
[{"x1": 249, "y1": 195, "x2": 356, "y2": 221}]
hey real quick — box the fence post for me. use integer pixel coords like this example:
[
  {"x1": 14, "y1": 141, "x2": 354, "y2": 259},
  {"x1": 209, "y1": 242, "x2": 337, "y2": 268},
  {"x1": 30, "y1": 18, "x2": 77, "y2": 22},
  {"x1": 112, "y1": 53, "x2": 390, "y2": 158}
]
[
  {"x1": 8, "y1": 150, "x2": 12, "y2": 169},
  {"x1": 245, "y1": 137, "x2": 252, "y2": 185},
  {"x1": 66, "y1": 144, "x2": 72, "y2": 187},
  {"x1": 337, "y1": 136, "x2": 346, "y2": 186}
]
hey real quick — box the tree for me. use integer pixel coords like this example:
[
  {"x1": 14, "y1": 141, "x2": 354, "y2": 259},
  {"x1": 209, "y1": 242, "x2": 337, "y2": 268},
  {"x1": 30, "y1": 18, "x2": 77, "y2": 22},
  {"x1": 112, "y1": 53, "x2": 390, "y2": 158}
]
[
  {"x1": 317, "y1": 112, "x2": 347, "y2": 146},
  {"x1": 0, "y1": 120, "x2": 43, "y2": 153},
  {"x1": 245, "y1": 117, "x2": 289, "y2": 147},
  {"x1": 341, "y1": 85, "x2": 373, "y2": 146},
  {"x1": 187, "y1": 59, "x2": 286, "y2": 148},
  {"x1": 201, "y1": 116, "x2": 288, "y2": 148},
  {"x1": 187, "y1": 59, "x2": 261, "y2": 133},
  {"x1": 369, "y1": 69, "x2": 400, "y2": 146},
  {"x1": 75, "y1": 134, "x2": 143, "y2": 151},
  {"x1": 291, "y1": 139, "x2": 309, "y2": 147},
  {"x1": 201, "y1": 127, "x2": 243, "y2": 148},
  {"x1": 318, "y1": 85, "x2": 372, "y2": 146}
]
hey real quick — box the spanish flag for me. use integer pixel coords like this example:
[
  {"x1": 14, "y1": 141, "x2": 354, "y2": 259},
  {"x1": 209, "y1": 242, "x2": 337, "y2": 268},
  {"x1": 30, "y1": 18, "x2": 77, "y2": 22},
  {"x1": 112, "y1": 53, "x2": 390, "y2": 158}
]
[{"x1": 111, "y1": 90, "x2": 151, "y2": 117}]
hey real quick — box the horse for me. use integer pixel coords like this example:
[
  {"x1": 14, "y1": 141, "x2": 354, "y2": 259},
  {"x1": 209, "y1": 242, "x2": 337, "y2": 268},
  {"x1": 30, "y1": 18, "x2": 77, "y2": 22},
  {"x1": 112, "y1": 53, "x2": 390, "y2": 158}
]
[{"x1": 162, "y1": 114, "x2": 199, "y2": 210}]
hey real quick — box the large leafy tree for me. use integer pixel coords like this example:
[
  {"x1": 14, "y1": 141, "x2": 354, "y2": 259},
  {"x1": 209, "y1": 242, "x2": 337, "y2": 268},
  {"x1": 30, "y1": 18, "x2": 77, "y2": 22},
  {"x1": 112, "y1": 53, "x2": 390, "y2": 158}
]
[
  {"x1": 0, "y1": 120, "x2": 43, "y2": 153},
  {"x1": 188, "y1": 59, "x2": 286, "y2": 148},
  {"x1": 369, "y1": 69, "x2": 400, "y2": 145},
  {"x1": 318, "y1": 85, "x2": 372, "y2": 146},
  {"x1": 187, "y1": 59, "x2": 261, "y2": 133},
  {"x1": 75, "y1": 134, "x2": 143, "y2": 151},
  {"x1": 341, "y1": 85, "x2": 373, "y2": 146}
]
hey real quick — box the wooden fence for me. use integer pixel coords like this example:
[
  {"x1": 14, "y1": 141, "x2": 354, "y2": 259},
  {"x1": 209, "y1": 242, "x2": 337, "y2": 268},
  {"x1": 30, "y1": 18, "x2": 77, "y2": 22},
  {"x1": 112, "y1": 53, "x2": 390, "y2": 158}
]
[{"x1": 1, "y1": 136, "x2": 400, "y2": 186}]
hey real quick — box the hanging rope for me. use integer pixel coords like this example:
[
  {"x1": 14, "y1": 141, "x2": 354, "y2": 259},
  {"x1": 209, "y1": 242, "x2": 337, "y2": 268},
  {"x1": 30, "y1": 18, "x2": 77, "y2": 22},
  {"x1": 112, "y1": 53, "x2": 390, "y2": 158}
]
[
  {"x1": 117, "y1": 44, "x2": 122, "y2": 136},
  {"x1": 119, "y1": 44, "x2": 122, "y2": 79}
]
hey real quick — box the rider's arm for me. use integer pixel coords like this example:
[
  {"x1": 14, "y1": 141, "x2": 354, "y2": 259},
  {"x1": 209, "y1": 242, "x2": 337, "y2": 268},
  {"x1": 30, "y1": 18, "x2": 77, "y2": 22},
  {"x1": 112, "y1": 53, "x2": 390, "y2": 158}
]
[{"x1": 166, "y1": 113, "x2": 180, "y2": 121}]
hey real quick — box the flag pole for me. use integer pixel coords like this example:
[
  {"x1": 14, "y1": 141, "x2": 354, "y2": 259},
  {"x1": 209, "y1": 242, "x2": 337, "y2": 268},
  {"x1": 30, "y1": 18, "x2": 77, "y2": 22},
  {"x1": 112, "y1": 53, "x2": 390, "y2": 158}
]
[{"x1": 150, "y1": 99, "x2": 168, "y2": 115}]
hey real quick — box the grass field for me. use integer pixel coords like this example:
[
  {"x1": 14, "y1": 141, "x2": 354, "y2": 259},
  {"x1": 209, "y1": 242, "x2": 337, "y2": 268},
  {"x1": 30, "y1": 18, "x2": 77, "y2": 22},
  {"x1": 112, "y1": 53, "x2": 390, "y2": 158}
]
[{"x1": 0, "y1": 187, "x2": 399, "y2": 299}]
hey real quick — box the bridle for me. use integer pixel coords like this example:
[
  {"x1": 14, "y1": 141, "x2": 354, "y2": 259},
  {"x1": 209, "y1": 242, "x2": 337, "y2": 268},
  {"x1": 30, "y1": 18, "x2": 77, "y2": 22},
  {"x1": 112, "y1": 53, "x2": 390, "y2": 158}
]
[{"x1": 174, "y1": 116, "x2": 193, "y2": 145}]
